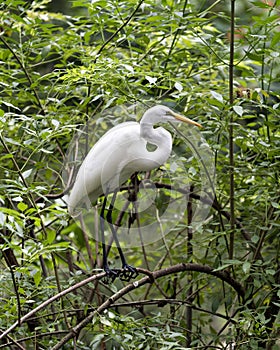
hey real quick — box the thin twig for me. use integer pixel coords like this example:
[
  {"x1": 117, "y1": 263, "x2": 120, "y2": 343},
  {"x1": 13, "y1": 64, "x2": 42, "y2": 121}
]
[
  {"x1": 0, "y1": 35, "x2": 44, "y2": 112},
  {"x1": 163, "y1": 0, "x2": 189, "y2": 70},
  {"x1": 110, "y1": 298, "x2": 237, "y2": 324},
  {"x1": 94, "y1": 0, "x2": 145, "y2": 62},
  {"x1": 4, "y1": 334, "x2": 26, "y2": 350}
]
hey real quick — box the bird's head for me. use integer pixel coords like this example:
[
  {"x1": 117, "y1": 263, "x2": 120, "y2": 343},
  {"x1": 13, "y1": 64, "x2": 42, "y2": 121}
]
[{"x1": 141, "y1": 105, "x2": 202, "y2": 128}]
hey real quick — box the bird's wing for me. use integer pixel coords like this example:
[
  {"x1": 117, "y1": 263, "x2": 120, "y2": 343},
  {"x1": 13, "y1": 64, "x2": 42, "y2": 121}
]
[{"x1": 68, "y1": 122, "x2": 141, "y2": 213}]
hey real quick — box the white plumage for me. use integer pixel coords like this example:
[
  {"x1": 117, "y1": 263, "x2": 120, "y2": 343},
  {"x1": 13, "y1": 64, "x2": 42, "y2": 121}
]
[{"x1": 68, "y1": 105, "x2": 201, "y2": 215}]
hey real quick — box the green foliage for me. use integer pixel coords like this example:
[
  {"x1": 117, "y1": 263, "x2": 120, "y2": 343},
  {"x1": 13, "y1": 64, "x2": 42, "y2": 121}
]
[{"x1": 0, "y1": 0, "x2": 279, "y2": 349}]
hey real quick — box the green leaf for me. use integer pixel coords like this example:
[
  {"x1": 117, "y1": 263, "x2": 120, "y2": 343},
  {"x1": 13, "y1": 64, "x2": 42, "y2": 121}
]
[
  {"x1": 174, "y1": 82, "x2": 183, "y2": 92},
  {"x1": 33, "y1": 269, "x2": 42, "y2": 287},
  {"x1": 46, "y1": 230, "x2": 56, "y2": 244},
  {"x1": 22, "y1": 169, "x2": 33, "y2": 179},
  {"x1": 211, "y1": 296, "x2": 220, "y2": 313},
  {"x1": 145, "y1": 75, "x2": 157, "y2": 84},
  {"x1": 0, "y1": 154, "x2": 14, "y2": 161},
  {"x1": 17, "y1": 202, "x2": 28, "y2": 212},
  {"x1": 4, "y1": 137, "x2": 21, "y2": 146},
  {"x1": 100, "y1": 316, "x2": 112, "y2": 327},
  {"x1": 51, "y1": 119, "x2": 60, "y2": 129},
  {"x1": 213, "y1": 260, "x2": 243, "y2": 271},
  {"x1": 252, "y1": 1, "x2": 272, "y2": 8},
  {"x1": 271, "y1": 32, "x2": 280, "y2": 47},
  {"x1": 13, "y1": 196, "x2": 23, "y2": 202},
  {"x1": 1, "y1": 101, "x2": 20, "y2": 111},
  {"x1": 242, "y1": 261, "x2": 251, "y2": 274},
  {"x1": 210, "y1": 90, "x2": 223, "y2": 103},
  {"x1": 233, "y1": 105, "x2": 243, "y2": 116},
  {"x1": 251, "y1": 235, "x2": 259, "y2": 244},
  {"x1": 41, "y1": 45, "x2": 51, "y2": 58}
]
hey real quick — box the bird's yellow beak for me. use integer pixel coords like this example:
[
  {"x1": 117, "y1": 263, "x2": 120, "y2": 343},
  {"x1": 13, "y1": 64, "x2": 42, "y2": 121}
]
[{"x1": 171, "y1": 111, "x2": 202, "y2": 128}]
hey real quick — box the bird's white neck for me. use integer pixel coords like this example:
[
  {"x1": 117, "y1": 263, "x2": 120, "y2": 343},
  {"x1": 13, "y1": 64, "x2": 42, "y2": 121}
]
[
  {"x1": 140, "y1": 122, "x2": 161, "y2": 146},
  {"x1": 139, "y1": 107, "x2": 170, "y2": 146},
  {"x1": 140, "y1": 120, "x2": 172, "y2": 151}
]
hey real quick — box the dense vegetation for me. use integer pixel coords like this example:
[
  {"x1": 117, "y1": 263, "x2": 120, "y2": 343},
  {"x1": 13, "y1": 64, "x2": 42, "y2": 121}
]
[{"x1": 0, "y1": 0, "x2": 279, "y2": 349}]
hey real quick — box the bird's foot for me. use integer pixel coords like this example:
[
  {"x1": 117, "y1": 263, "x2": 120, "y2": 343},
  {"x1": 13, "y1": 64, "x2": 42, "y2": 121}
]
[
  {"x1": 119, "y1": 264, "x2": 138, "y2": 282},
  {"x1": 103, "y1": 266, "x2": 119, "y2": 284},
  {"x1": 102, "y1": 265, "x2": 138, "y2": 283}
]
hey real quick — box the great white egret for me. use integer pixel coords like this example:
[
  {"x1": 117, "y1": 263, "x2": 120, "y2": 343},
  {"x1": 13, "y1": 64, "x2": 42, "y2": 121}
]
[{"x1": 68, "y1": 105, "x2": 202, "y2": 281}]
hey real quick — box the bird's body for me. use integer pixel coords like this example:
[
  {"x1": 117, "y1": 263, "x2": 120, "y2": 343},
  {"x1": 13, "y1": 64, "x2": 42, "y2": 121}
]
[
  {"x1": 68, "y1": 105, "x2": 201, "y2": 215},
  {"x1": 68, "y1": 121, "x2": 171, "y2": 214},
  {"x1": 68, "y1": 105, "x2": 201, "y2": 281}
]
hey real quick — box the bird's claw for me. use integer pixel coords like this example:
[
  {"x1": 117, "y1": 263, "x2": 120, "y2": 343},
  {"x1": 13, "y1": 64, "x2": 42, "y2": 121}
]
[
  {"x1": 119, "y1": 265, "x2": 138, "y2": 282},
  {"x1": 102, "y1": 265, "x2": 138, "y2": 283},
  {"x1": 103, "y1": 267, "x2": 119, "y2": 284}
]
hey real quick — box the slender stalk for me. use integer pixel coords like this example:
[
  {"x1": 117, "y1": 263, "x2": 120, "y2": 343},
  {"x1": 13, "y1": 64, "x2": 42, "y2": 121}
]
[
  {"x1": 79, "y1": 214, "x2": 95, "y2": 269},
  {"x1": 186, "y1": 185, "x2": 193, "y2": 347},
  {"x1": 229, "y1": 0, "x2": 235, "y2": 260}
]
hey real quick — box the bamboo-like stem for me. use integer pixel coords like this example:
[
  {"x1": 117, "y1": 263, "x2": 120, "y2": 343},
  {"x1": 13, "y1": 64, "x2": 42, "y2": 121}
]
[
  {"x1": 186, "y1": 184, "x2": 193, "y2": 347},
  {"x1": 229, "y1": 0, "x2": 235, "y2": 260}
]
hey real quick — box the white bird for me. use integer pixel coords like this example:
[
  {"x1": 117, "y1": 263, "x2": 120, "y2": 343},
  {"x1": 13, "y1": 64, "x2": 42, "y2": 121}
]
[
  {"x1": 68, "y1": 105, "x2": 201, "y2": 215},
  {"x1": 68, "y1": 105, "x2": 202, "y2": 281}
]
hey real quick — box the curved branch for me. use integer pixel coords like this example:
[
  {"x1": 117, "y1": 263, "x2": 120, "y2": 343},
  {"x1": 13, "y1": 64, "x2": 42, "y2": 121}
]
[
  {"x1": 0, "y1": 263, "x2": 245, "y2": 346},
  {"x1": 51, "y1": 264, "x2": 244, "y2": 349},
  {"x1": 0, "y1": 271, "x2": 106, "y2": 341}
]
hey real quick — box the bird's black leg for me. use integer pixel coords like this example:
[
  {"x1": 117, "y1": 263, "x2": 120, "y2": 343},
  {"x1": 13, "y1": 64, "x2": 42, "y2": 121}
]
[
  {"x1": 106, "y1": 191, "x2": 138, "y2": 282},
  {"x1": 100, "y1": 194, "x2": 118, "y2": 283}
]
